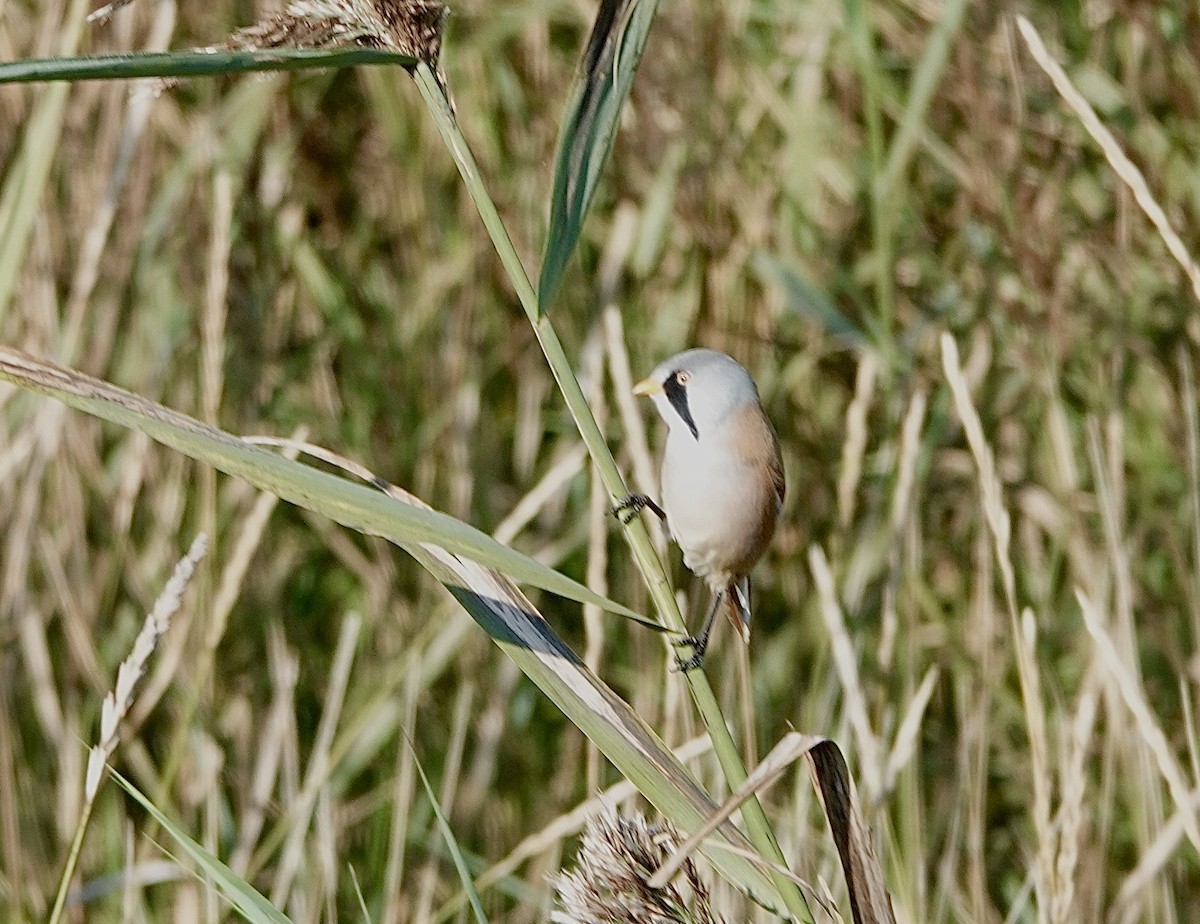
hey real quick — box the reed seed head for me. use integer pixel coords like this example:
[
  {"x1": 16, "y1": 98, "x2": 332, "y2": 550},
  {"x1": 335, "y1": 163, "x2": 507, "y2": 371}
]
[{"x1": 552, "y1": 812, "x2": 721, "y2": 924}]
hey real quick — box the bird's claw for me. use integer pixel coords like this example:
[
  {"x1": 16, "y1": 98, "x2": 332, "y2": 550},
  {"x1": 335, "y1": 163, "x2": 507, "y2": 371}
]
[
  {"x1": 609, "y1": 494, "x2": 645, "y2": 524},
  {"x1": 671, "y1": 635, "x2": 708, "y2": 672},
  {"x1": 610, "y1": 494, "x2": 665, "y2": 525}
]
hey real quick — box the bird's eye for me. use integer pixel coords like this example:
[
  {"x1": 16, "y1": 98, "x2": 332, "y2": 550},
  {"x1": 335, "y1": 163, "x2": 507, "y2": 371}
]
[{"x1": 675, "y1": 371, "x2": 691, "y2": 385}]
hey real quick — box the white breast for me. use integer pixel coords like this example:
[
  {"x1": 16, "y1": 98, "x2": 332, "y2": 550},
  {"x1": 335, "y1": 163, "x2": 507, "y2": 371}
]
[{"x1": 660, "y1": 427, "x2": 772, "y2": 587}]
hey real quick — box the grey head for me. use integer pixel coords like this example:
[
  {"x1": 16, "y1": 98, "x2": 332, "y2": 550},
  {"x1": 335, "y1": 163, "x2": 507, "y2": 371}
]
[{"x1": 633, "y1": 348, "x2": 761, "y2": 441}]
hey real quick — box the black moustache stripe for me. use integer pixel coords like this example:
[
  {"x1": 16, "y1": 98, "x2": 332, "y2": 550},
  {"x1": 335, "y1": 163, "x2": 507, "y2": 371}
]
[{"x1": 663, "y1": 376, "x2": 698, "y2": 440}]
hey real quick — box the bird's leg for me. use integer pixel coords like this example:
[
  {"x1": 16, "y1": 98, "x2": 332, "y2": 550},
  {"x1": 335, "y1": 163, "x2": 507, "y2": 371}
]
[
  {"x1": 609, "y1": 493, "x2": 667, "y2": 525},
  {"x1": 674, "y1": 590, "x2": 723, "y2": 671}
]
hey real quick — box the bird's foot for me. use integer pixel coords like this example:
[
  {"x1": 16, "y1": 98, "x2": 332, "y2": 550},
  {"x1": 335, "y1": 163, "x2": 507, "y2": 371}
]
[
  {"x1": 671, "y1": 635, "x2": 708, "y2": 672},
  {"x1": 610, "y1": 494, "x2": 666, "y2": 524}
]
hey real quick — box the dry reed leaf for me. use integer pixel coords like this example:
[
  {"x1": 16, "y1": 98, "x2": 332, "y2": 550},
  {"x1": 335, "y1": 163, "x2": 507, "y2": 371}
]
[{"x1": 809, "y1": 740, "x2": 897, "y2": 924}]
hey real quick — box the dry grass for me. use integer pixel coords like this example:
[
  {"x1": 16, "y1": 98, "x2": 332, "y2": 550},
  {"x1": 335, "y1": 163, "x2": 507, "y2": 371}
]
[{"x1": 2, "y1": 1, "x2": 1200, "y2": 922}]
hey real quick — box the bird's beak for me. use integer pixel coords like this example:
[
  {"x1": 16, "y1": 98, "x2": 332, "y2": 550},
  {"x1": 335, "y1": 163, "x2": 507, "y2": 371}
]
[{"x1": 632, "y1": 377, "x2": 662, "y2": 397}]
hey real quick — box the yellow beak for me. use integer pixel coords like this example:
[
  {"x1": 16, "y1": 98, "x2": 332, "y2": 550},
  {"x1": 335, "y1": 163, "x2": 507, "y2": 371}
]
[{"x1": 632, "y1": 377, "x2": 662, "y2": 397}]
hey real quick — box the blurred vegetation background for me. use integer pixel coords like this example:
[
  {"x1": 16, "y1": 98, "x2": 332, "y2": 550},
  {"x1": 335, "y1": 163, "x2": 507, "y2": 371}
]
[{"x1": 2, "y1": 0, "x2": 1200, "y2": 921}]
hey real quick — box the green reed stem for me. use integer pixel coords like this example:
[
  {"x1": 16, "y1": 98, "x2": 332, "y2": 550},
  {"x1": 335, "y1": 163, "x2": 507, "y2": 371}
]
[{"x1": 413, "y1": 61, "x2": 812, "y2": 922}]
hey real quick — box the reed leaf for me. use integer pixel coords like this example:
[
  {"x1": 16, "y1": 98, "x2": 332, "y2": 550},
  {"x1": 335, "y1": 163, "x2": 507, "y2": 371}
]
[
  {"x1": 0, "y1": 48, "x2": 414, "y2": 85},
  {"x1": 112, "y1": 770, "x2": 293, "y2": 924},
  {"x1": 0, "y1": 348, "x2": 653, "y2": 626},
  {"x1": 537, "y1": 0, "x2": 662, "y2": 313}
]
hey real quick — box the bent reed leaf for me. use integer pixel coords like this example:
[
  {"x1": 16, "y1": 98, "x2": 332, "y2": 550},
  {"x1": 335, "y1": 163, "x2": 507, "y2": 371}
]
[
  {"x1": 650, "y1": 732, "x2": 897, "y2": 924},
  {"x1": 807, "y1": 740, "x2": 897, "y2": 924},
  {"x1": 0, "y1": 347, "x2": 653, "y2": 625}
]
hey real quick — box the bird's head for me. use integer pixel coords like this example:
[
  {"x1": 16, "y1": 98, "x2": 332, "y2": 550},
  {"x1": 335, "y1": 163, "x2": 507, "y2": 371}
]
[{"x1": 633, "y1": 349, "x2": 760, "y2": 441}]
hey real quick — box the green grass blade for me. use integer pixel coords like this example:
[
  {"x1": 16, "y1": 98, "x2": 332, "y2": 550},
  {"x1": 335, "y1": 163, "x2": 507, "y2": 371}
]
[
  {"x1": 410, "y1": 743, "x2": 489, "y2": 924},
  {"x1": 110, "y1": 770, "x2": 293, "y2": 924},
  {"x1": 537, "y1": 0, "x2": 662, "y2": 312},
  {"x1": 842, "y1": 0, "x2": 895, "y2": 362},
  {"x1": 0, "y1": 48, "x2": 416, "y2": 85},
  {"x1": 753, "y1": 251, "x2": 867, "y2": 348},
  {"x1": 876, "y1": 0, "x2": 970, "y2": 204},
  {"x1": 0, "y1": 348, "x2": 655, "y2": 626}
]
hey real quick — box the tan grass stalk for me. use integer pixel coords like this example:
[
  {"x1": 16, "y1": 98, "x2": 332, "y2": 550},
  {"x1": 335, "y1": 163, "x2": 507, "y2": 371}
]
[
  {"x1": 881, "y1": 665, "x2": 939, "y2": 798},
  {"x1": 199, "y1": 176, "x2": 232, "y2": 909},
  {"x1": 1179, "y1": 348, "x2": 1200, "y2": 650},
  {"x1": 315, "y1": 787, "x2": 338, "y2": 920},
  {"x1": 18, "y1": 601, "x2": 65, "y2": 747},
  {"x1": 48, "y1": 534, "x2": 208, "y2": 924},
  {"x1": 1015, "y1": 15, "x2": 1200, "y2": 305},
  {"x1": 0, "y1": 676, "x2": 26, "y2": 910},
  {"x1": 459, "y1": 658, "x2": 522, "y2": 820},
  {"x1": 1184, "y1": 678, "x2": 1200, "y2": 801},
  {"x1": 1050, "y1": 664, "x2": 1099, "y2": 924},
  {"x1": 37, "y1": 534, "x2": 106, "y2": 694},
  {"x1": 941, "y1": 332, "x2": 1055, "y2": 921},
  {"x1": 879, "y1": 385, "x2": 928, "y2": 668},
  {"x1": 1112, "y1": 786, "x2": 1200, "y2": 917},
  {"x1": 837, "y1": 352, "x2": 878, "y2": 528},
  {"x1": 649, "y1": 732, "x2": 816, "y2": 889},
  {"x1": 8, "y1": 434, "x2": 66, "y2": 750},
  {"x1": 381, "y1": 652, "x2": 424, "y2": 924},
  {"x1": 889, "y1": 387, "x2": 927, "y2": 539},
  {"x1": 64, "y1": 0, "x2": 176, "y2": 364},
  {"x1": 602, "y1": 302, "x2": 667, "y2": 557},
  {"x1": 228, "y1": 626, "x2": 300, "y2": 876},
  {"x1": 202, "y1": 168, "x2": 232, "y2": 428},
  {"x1": 965, "y1": 524, "x2": 996, "y2": 922},
  {"x1": 270, "y1": 611, "x2": 362, "y2": 908},
  {"x1": 1075, "y1": 590, "x2": 1200, "y2": 850},
  {"x1": 492, "y1": 443, "x2": 588, "y2": 545},
  {"x1": 809, "y1": 544, "x2": 883, "y2": 800}
]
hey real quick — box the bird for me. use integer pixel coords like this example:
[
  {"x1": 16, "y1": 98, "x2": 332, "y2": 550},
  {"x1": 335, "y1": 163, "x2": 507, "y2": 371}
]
[{"x1": 613, "y1": 349, "x2": 784, "y2": 670}]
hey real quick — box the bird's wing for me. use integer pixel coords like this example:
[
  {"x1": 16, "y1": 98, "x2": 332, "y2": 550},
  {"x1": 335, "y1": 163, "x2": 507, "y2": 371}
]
[{"x1": 731, "y1": 402, "x2": 785, "y2": 509}]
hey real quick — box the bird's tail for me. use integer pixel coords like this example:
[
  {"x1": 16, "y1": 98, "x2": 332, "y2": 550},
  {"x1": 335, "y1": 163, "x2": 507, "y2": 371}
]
[{"x1": 724, "y1": 577, "x2": 752, "y2": 644}]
